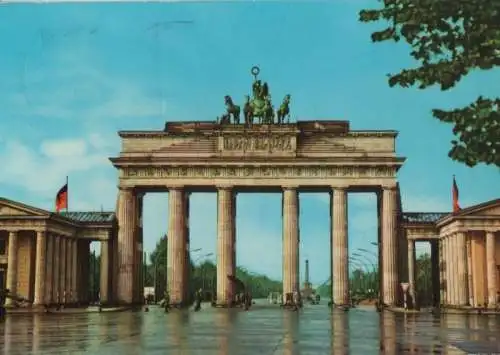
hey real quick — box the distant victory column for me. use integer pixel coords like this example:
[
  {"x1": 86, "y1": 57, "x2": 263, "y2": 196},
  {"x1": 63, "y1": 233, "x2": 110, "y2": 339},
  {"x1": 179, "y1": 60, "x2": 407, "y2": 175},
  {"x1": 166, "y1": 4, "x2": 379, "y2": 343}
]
[{"x1": 301, "y1": 259, "x2": 314, "y2": 299}]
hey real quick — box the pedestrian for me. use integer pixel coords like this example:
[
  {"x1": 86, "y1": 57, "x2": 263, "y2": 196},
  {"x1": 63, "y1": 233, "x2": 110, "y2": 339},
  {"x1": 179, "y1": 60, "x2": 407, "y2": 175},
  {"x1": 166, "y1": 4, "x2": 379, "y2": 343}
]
[
  {"x1": 164, "y1": 291, "x2": 170, "y2": 313},
  {"x1": 0, "y1": 289, "x2": 9, "y2": 319},
  {"x1": 194, "y1": 289, "x2": 202, "y2": 312}
]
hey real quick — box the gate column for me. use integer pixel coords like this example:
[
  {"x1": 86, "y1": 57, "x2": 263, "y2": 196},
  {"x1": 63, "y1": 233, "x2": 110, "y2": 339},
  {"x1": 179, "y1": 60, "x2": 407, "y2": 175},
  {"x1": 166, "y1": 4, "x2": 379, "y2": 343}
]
[
  {"x1": 331, "y1": 186, "x2": 349, "y2": 307},
  {"x1": 116, "y1": 186, "x2": 137, "y2": 304},
  {"x1": 381, "y1": 185, "x2": 398, "y2": 306},
  {"x1": 282, "y1": 187, "x2": 300, "y2": 304},
  {"x1": 167, "y1": 186, "x2": 189, "y2": 307},
  {"x1": 216, "y1": 185, "x2": 236, "y2": 307}
]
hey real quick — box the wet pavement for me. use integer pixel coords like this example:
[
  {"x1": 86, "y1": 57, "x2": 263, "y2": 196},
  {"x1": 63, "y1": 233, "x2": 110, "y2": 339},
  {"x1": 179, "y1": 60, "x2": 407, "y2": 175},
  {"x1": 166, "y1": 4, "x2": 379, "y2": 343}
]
[{"x1": 1, "y1": 301, "x2": 499, "y2": 354}]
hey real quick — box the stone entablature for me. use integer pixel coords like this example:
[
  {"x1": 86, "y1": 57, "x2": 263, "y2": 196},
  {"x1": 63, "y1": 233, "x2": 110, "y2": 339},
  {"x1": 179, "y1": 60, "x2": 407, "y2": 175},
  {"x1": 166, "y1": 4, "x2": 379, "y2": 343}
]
[
  {"x1": 111, "y1": 120, "x2": 405, "y2": 190},
  {"x1": 0, "y1": 198, "x2": 115, "y2": 240},
  {"x1": 118, "y1": 121, "x2": 399, "y2": 158}
]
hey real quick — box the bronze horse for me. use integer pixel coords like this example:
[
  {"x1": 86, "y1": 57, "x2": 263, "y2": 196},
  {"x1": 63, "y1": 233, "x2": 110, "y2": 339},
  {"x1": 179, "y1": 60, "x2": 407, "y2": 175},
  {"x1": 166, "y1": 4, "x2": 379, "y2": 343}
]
[{"x1": 224, "y1": 95, "x2": 240, "y2": 124}]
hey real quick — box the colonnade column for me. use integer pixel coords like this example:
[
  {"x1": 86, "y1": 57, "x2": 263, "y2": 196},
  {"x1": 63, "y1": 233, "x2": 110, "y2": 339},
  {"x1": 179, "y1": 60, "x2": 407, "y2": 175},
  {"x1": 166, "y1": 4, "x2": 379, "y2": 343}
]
[
  {"x1": 5, "y1": 231, "x2": 18, "y2": 306},
  {"x1": 439, "y1": 239, "x2": 445, "y2": 306},
  {"x1": 452, "y1": 236, "x2": 459, "y2": 305},
  {"x1": 71, "y1": 240, "x2": 78, "y2": 303},
  {"x1": 331, "y1": 187, "x2": 348, "y2": 307},
  {"x1": 65, "y1": 238, "x2": 72, "y2": 304},
  {"x1": 446, "y1": 236, "x2": 452, "y2": 305},
  {"x1": 33, "y1": 231, "x2": 46, "y2": 306},
  {"x1": 282, "y1": 187, "x2": 299, "y2": 302},
  {"x1": 53, "y1": 236, "x2": 61, "y2": 304},
  {"x1": 45, "y1": 234, "x2": 54, "y2": 305},
  {"x1": 443, "y1": 237, "x2": 449, "y2": 305},
  {"x1": 456, "y1": 232, "x2": 468, "y2": 306},
  {"x1": 381, "y1": 186, "x2": 398, "y2": 306},
  {"x1": 216, "y1": 186, "x2": 236, "y2": 307},
  {"x1": 407, "y1": 239, "x2": 416, "y2": 308},
  {"x1": 167, "y1": 187, "x2": 188, "y2": 307},
  {"x1": 466, "y1": 235, "x2": 474, "y2": 307},
  {"x1": 60, "y1": 238, "x2": 67, "y2": 304},
  {"x1": 486, "y1": 231, "x2": 498, "y2": 308},
  {"x1": 116, "y1": 186, "x2": 137, "y2": 304},
  {"x1": 100, "y1": 240, "x2": 110, "y2": 304}
]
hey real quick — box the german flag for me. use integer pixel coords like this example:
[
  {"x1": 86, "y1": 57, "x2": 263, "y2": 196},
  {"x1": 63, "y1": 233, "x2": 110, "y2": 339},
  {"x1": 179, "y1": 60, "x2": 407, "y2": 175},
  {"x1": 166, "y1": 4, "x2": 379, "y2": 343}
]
[
  {"x1": 55, "y1": 182, "x2": 68, "y2": 212},
  {"x1": 452, "y1": 175, "x2": 461, "y2": 213}
]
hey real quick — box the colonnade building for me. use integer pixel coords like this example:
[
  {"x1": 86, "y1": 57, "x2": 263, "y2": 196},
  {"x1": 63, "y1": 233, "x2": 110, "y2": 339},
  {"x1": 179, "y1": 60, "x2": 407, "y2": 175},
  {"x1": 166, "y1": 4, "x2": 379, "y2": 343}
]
[
  {"x1": 403, "y1": 199, "x2": 500, "y2": 308},
  {"x1": 0, "y1": 198, "x2": 116, "y2": 306},
  {"x1": 0, "y1": 120, "x2": 498, "y2": 309}
]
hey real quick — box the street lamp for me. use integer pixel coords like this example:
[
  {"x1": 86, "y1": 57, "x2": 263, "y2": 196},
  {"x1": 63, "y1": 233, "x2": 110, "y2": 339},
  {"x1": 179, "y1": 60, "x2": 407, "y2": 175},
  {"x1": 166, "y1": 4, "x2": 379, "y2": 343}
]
[
  {"x1": 194, "y1": 252, "x2": 214, "y2": 264},
  {"x1": 349, "y1": 257, "x2": 368, "y2": 293},
  {"x1": 358, "y1": 248, "x2": 378, "y2": 258},
  {"x1": 355, "y1": 249, "x2": 379, "y2": 296}
]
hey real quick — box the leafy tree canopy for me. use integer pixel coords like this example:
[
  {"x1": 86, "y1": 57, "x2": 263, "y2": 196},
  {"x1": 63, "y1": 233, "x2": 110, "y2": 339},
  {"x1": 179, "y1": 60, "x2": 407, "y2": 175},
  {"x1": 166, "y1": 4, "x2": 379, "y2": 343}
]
[{"x1": 359, "y1": 0, "x2": 500, "y2": 167}]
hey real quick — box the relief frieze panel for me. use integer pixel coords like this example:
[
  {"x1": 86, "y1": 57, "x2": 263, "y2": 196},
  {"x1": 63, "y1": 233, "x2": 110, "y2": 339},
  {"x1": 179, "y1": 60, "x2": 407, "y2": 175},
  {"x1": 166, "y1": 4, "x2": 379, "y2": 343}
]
[
  {"x1": 123, "y1": 165, "x2": 396, "y2": 179},
  {"x1": 221, "y1": 135, "x2": 294, "y2": 152}
]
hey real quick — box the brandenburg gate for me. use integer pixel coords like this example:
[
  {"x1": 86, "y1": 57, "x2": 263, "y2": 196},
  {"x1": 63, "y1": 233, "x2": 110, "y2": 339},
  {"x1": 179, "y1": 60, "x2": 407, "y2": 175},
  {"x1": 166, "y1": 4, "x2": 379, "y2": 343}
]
[{"x1": 109, "y1": 68, "x2": 406, "y2": 307}]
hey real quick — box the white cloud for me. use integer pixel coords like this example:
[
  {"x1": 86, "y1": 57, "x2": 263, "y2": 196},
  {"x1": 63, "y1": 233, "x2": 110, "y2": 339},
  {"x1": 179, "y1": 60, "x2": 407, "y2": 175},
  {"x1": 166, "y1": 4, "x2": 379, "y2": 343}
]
[
  {"x1": 2, "y1": 45, "x2": 164, "y2": 124},
  {"x1": 0, "y1": 138, "x2": 110, "y2": 195},
  {"x1": 40, "y1": 139, "x2": 87, "y2": 158}
]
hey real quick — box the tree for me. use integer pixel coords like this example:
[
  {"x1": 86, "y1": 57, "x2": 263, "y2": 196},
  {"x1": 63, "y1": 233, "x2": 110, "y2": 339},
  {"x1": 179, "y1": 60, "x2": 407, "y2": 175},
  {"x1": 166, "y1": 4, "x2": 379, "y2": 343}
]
[
  {"x1": 148, "y1": 234, "x2": 168, "y2": 298},
  {"x1": 89, "y1": 252, "x2": 100, "y2": 303},
  {"x1": 415, "y1": 252, "x2": 432, "y2": 306},
  {"x1": 146, "y1": 234, "x2": 283, "y2": 301},
  {"x1": 359, "y1": 0, "x2": 500, "y2": 167}
]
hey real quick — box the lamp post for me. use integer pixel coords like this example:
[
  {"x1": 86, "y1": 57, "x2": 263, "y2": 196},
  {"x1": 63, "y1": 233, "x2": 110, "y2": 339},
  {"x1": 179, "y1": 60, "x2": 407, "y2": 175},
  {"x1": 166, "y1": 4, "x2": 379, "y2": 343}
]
[
  {"x1": 353, "y1": 251, "x2": 378, "y2": 293},
  {"x1": 356, "y1": 248, "x2": 379, "y2": 295},
  {"x1": 194, "y1": 253, "x2": 214, "y2": 293},
  {"x1": 349, "y1": 257, "x2": 368, "y2": 294}
]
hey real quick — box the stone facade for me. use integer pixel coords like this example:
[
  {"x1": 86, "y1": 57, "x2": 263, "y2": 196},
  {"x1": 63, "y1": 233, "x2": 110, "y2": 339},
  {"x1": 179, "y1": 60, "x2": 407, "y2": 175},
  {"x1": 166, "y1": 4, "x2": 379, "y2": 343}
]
[
  {"x1": 2, "y1": 120, "x2": 497, "y2": 311},
  {"x1": 0, "y1": 198, "x2": 116, "y2": 307},
  {"x1": 402, "y1": 199, "x2": 500, "y2": 308},
  {"x1": 110, "y1": 120, "x2": 406, "y2": 307}
]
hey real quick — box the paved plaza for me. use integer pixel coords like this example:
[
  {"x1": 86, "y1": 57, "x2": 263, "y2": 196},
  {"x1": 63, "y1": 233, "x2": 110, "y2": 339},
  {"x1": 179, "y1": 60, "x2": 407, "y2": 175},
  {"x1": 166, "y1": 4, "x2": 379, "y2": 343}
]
[{"x1": 1, "y1": 302, "x2": 499, "y2": 354}]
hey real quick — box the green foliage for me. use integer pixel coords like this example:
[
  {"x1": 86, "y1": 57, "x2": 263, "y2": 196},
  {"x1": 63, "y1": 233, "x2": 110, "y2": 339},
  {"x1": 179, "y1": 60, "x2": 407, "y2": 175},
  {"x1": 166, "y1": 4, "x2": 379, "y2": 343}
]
[
  {"x1": 416, "y1": 252, "x2": 433, "y2": 306},
  {"x1": 145, "y1": 234, "x2": 281, "y2": 299},
  {"x1": 89, "y1": 252, "x2": 100, "y2": 302},
  {"x1": 359, "y1": 0, "x2": 500, "y2": 167}
]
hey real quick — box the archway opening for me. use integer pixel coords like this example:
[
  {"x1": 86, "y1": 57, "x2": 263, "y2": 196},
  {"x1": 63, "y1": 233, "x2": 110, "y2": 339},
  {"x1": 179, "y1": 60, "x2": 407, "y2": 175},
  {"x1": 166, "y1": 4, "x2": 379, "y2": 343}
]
[
  {"x1": 236, "y1": 192, "x2": 282, "y2": 301},
  {"x1": 348, "y1": 192, "x2": 379, "y2": 305},
  {"x1": 300, "y1": 192, "x2": 330, "y2": 304}
]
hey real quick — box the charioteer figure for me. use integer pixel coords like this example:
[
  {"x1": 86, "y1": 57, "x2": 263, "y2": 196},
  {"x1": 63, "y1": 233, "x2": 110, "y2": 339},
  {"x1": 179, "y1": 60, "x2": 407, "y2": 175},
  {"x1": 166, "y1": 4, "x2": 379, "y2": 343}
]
[{"x1": 218, "y1": 66, "x2": 292, "y2": 126}]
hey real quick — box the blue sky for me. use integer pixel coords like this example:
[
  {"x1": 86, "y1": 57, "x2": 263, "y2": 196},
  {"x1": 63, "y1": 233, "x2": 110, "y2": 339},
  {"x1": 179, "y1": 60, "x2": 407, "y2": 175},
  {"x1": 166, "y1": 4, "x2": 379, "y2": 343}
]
[{"x1": 0, "y1": 2, "x2": 498, "y2": 286}]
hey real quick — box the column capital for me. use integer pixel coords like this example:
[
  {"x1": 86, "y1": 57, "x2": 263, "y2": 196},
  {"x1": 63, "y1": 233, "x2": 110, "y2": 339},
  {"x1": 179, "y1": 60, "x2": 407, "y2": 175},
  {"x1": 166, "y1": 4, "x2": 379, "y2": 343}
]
[
  {"x1": 118, "y1": 185, "x2": 134, "y2": 192},
  {"x1": 381, "y1": 183, "x2": 398, "y2": 191},
  {"x1": 330, "y1": 185, "x2": 349, "y2": 191},
  {"x1": 167, "y1": 185, "x2": 185, "y2": 191},
  {"x1": 216, "y1": 184, "x2": 233, "y2": 191},
  {"x1": 282, "y1": 185, "x2": 299, "y2": 191}
]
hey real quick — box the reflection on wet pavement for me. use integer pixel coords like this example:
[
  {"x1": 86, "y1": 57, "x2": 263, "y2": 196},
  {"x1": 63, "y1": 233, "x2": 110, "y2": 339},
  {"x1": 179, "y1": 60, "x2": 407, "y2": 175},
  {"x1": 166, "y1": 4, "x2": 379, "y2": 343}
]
[{"x1": 1, "y1": 303, "x2": 499, "y2": 354}]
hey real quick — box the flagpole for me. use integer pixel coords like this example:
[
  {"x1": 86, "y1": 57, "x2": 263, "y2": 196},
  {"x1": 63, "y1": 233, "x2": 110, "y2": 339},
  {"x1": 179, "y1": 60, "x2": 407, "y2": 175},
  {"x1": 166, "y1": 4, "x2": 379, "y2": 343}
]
[{"x1": 66, "y1": 176, "x2": 69, "y2": 212}]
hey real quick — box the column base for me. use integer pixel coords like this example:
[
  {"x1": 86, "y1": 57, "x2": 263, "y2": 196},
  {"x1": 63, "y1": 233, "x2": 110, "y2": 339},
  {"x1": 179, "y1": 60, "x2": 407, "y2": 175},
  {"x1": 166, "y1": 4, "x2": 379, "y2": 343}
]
[
  {"x1": 214, "y1": 302, "x2": 236, "y2": 308},
  {"x1": 329, "y1": 302, "x2": 351, "y2": 311}
]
